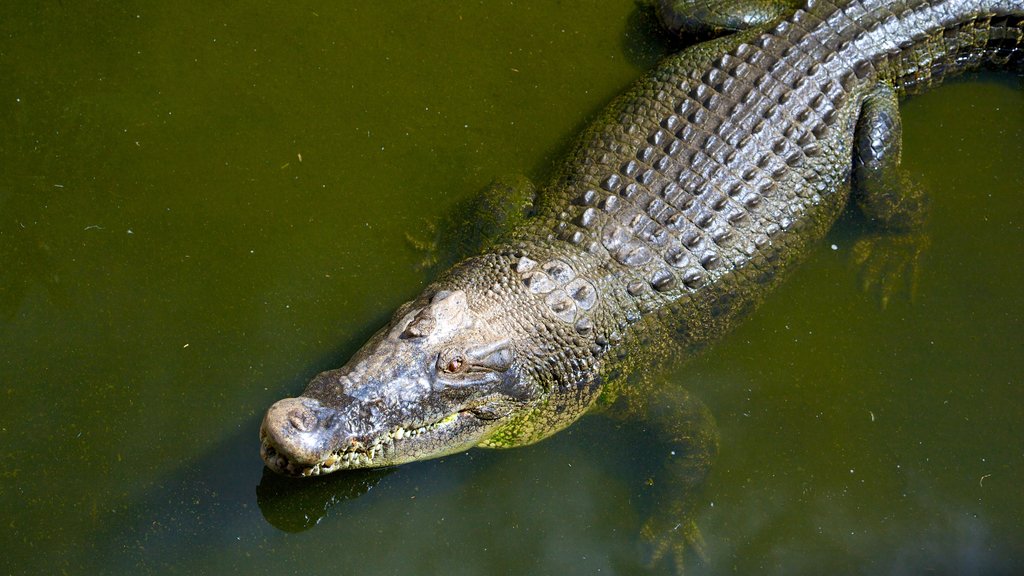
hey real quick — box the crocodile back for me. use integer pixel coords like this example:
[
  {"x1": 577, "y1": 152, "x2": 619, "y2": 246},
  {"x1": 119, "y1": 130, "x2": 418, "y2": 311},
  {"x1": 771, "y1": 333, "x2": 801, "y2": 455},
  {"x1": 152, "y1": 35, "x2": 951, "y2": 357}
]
[{"x1": 513, "y1": 0, "x2": 1023, "y2": 349}]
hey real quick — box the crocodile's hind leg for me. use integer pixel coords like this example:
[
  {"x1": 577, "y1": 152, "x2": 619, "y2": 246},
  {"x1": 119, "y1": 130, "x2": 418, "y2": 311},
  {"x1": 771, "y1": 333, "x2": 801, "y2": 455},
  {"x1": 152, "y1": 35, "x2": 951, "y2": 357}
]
[
  {"x1": 650, "y1": 0, "x2": 800, "y2": 37},
  {"x1": 606, "y1": 382, "x2": 719, "y2": 574},
  {"x1": 850, "y1": 83, "x2": 931, "y2": 307}
]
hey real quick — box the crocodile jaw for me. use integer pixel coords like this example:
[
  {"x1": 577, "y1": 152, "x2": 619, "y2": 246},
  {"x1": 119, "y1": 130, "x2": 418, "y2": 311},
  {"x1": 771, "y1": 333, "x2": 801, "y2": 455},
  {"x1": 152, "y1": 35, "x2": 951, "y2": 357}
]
[{"x1": 259, "y1": 395, "x2": 507, "y2": 477}]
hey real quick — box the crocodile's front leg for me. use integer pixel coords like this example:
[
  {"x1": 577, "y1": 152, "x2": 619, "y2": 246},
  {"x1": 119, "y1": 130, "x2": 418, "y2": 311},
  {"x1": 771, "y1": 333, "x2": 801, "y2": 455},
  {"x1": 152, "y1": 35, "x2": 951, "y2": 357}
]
[
  {"x1": 408, "y1": 174, "x2": 538, "y2": 271},
  {"x1": 609, "y1": 382, "x2": 719, "y2": 574}
]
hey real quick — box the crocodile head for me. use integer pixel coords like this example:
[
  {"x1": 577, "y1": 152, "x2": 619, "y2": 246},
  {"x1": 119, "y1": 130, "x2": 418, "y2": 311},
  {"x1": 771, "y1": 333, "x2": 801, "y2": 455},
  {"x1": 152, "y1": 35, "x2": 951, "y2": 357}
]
[{"x1": 260, "y1": 289, "x2": 537, "y2": 477}]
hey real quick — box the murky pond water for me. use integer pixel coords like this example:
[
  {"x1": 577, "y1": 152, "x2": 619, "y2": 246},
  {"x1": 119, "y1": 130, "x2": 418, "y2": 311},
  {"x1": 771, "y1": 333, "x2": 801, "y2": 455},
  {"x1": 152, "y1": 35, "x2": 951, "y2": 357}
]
[{"x1": 2, "y1": 2, "x2": 1022, "y2": 575}]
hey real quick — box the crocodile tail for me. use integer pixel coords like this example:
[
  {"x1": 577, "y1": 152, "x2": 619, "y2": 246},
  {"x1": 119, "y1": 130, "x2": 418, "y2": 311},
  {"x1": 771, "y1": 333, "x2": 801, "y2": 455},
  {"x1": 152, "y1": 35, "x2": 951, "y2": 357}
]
[
  {"x1": 803, "y1": 0, "x2": 1024, "y2": 94},
  {"x1": 888, "y1": 2, "x2": 1024, "y2": 95}
]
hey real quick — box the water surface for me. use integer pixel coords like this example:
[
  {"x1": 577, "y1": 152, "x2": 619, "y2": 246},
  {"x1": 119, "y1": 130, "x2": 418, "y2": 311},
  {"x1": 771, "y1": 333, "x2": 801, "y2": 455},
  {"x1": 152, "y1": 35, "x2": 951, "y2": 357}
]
[{"x1": 1, "y1": 2, "x2": 1022, "y2": 575}]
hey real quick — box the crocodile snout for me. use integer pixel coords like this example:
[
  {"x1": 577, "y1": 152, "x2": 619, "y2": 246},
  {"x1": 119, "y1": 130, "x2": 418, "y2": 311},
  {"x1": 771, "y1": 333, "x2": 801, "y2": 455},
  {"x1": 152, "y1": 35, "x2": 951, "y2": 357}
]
[{"x1": 260, "y1": 397, "x2": 341, "y2": 475}]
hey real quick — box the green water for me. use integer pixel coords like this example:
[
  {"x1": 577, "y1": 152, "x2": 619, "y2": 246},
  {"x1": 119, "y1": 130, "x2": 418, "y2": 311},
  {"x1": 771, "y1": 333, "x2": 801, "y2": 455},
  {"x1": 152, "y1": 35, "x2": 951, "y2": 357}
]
[{"x1": 1, "y1": 2, "x2": 1021, "y2": 575}]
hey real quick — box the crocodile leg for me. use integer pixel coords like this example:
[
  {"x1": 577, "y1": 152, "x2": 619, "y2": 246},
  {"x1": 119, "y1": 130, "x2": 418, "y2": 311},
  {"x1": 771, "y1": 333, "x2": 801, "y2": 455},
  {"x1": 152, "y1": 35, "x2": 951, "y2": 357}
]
[
  {"x1": 463, "y1": 174, "x2": 538, "y2": 251},
  {"x1": 850, "y1": 83, "x2": 932, "y2": 306},
  {"x1": 650, "y1": 0, "x2": 799, "y2": 37},
  {"x1": 609, "y1": 383, "x2": 719, "y2": 574},
  {"x1": 853, "y1": 83, "x2": 930, "y2": 230},
  {"x1": 407, "y1": 175, "x2": 537, "y2": 270}
]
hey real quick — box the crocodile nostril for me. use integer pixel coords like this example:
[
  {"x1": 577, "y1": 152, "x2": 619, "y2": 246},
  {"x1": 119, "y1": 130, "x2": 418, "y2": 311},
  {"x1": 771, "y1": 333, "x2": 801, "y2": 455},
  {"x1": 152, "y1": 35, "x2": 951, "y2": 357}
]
[{"x1": 288, "y1": 409, "x2": 317, "y2": 432}]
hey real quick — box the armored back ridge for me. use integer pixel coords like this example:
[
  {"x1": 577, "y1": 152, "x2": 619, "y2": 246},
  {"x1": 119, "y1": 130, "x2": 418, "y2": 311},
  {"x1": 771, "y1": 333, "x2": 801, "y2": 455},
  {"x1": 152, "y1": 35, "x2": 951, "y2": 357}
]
[{"x1": 516, "y1": 0, "x2": 1024, "y2": 362}]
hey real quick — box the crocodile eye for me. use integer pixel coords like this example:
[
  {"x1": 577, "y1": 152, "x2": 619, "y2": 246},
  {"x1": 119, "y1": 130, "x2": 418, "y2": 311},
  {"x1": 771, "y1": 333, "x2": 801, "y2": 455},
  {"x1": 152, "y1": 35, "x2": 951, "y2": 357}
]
[
  {"x1": 446, "y1": 357, "x2": 465, "y2": 373},
  {"x1": 438, "y1": 349, "x2": 468, "y2": 374}
]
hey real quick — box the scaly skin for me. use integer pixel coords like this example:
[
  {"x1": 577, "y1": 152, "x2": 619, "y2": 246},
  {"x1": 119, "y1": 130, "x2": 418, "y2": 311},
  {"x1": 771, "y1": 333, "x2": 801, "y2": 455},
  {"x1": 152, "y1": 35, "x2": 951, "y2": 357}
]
[{"x1": 261, "y1": 0, "x2": 1022, "y2": 532}]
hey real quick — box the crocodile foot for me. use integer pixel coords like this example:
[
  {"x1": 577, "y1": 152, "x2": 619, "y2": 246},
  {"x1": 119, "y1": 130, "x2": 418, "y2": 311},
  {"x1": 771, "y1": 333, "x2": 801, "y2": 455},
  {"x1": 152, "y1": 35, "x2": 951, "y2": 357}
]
[
  {"x1": 851, "y1": 231, "x2": 930, "y2": 308},
  {"x1": 641, "y1": 501, "x2": 707, "y2": 574},
  {"x1": 405, "y1": 175, "x2": 536, "y2": 272},
  {"x1": 404, "y1": 218, "x2": 441, "y2": 271}
]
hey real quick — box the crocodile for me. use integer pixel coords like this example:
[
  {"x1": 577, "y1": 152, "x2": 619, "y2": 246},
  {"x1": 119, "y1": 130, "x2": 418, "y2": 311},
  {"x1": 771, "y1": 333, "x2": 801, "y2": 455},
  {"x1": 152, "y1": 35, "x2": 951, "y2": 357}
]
[{"x1": 261, "y1": 0, "x2": 1022, "y2": 568}]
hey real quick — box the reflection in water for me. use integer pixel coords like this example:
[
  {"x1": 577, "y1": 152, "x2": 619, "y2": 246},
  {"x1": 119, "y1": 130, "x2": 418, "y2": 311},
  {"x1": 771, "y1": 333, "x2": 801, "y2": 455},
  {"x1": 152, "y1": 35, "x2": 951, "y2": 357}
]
[
  {"x1": 256, "y1": 466, "x2": 393, "y2": 533},
  {"x1": 80, "y1": 424, "x2": 384, "y2": 573}
]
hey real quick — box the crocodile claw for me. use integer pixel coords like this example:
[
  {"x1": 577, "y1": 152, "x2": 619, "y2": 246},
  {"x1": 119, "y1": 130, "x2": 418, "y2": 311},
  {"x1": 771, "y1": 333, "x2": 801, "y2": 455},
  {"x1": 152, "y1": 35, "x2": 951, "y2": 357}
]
[
  {"x1": 641, "y1": 501, "x2": 707, "y2": 574},
  {"x1": 404, "y1": 217, "x2": 441, "y2": 271},
  {"x1": 851, "y1": 231, "x2": 930, "y2": 308}
]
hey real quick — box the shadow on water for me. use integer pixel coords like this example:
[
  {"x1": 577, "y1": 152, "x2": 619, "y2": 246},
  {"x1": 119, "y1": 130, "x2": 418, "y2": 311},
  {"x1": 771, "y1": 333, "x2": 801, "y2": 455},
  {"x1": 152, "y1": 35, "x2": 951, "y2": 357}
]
[
  {"x1": 78, "y1": 415, "x2": 394, "y2": 574},
  {"x1": 45, "y1": 293, "x2": 403, "y2": 575},
  {"x1": 621, "y1": 3, "x2": 687, "y2": 68},
  {"x1": 256, "y1": 463, "x2": 393, "y2": 533},
  {"x1": 76, "y1": 393, "x2": 677, "y2": 575}
]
